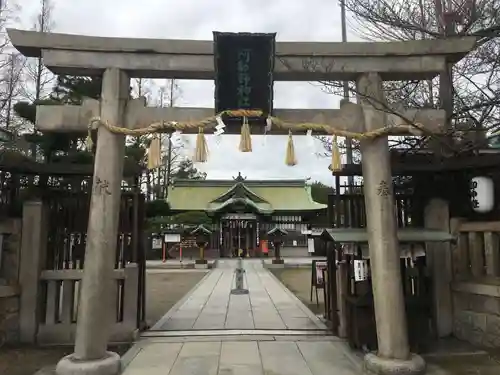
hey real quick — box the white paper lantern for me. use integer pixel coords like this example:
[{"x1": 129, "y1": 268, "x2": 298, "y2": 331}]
[{"x1": 470, "y1": 176, "x2": 495, "y2": 213}]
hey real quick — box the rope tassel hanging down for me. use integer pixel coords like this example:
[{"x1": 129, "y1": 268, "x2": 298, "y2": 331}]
[
  {"x1": 147, "y1": 136, "x2": 162, "y2": 170},
  {"x1": 85, "y1": 133, "x2": 94, "y2": 152},
  {"x1": 239, "y1": 116, "x2": 252, "y2": 152},
  {"x1": 285, "y1": 131, "x2": 297, "y2": 166},
  {"x1": 329, "y1": 135, "x2": 342, "y2": 172},
  {"x1": 193, "y1": 127, "x2": 208, "y2": 162}
]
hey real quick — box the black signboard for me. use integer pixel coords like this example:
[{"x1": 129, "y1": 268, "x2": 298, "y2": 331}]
[{"x1": 214, "y1": 32, "x2": 275, "y2": 116}]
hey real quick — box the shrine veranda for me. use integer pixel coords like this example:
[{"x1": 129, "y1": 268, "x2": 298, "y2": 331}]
[{"x1": 8, "y1": 28, "x2": 476, "y2": 375}]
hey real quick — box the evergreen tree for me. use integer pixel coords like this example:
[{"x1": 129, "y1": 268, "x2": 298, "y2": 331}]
[
  {"x1": 13, "y1": 75, "x2": 102, "y2": 162},
  {"x1": 172, "y1": 159, "x2": 207, "y2": 180}
]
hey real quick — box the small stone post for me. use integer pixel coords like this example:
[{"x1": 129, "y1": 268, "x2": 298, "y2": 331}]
[
  {"x1": 19, "y1": 201, "x2": 48, "y2": 343},
  {"x1": 357, "y1": 73, "x2": 425, "y2": 374},
  {"x1": 231, "y1": 257, "x2": 248, "y2": 295},
  {"x1": 56, "y1": 68, "x2": 129, "y2": 375}
]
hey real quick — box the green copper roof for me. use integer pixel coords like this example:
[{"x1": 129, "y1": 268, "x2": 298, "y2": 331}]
[
  {"x1": 207, "y1": 197, "x2": 273, "y2": 214},
  {"x1": 167, "y1": 178, "x2": 327, "y2": 212}
]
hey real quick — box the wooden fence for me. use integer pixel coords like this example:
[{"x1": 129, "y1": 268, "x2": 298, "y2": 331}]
[
  {"x1": 452, "y1": 220, "x2": 500, "y2": 280},
  {"x1": 37, "y1": 265, "x2": 139, "y2": 343}
]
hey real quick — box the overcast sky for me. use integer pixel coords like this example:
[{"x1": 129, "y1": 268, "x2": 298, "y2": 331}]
[{"x1": 17, "y1": 0, "x2": 362, "y2": 185}]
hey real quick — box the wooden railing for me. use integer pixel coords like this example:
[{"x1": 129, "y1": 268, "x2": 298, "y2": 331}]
[
  {"x1": 452, "y1": 220, "x2": 500, "y2": 280},
  {"x1": 37, "y1": 264, "x2": 139, "y2": 344}
]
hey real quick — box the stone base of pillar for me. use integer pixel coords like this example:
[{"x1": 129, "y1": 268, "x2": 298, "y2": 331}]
[
  {"x1": 55, "y1": 351, "x2": 121, "y2": 375},
  {"x1": 195, "y1": 259, "x2": 208, "y2": 264},
  {"x1": 272, "y1": 258, "x2": 284, "y2": 264},
  {"x1": 364, "y1": 353, "x2": 426, "y2": 375}
]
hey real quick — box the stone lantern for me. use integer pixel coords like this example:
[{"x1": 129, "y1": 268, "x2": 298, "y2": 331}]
[
  {"x1": 191, "y1": 225, "x2": 212, "y2": 266},
  {"x1": 267, "y1": 227, "x2": 288, "y2": 265}
]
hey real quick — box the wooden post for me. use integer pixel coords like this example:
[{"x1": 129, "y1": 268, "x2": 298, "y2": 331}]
[
  {"x1": 357, "y1": 73, "x2": 425, "y2": 374},
  {"x1": 56, "y1": 68, "x2": 129, "y2": 375}
]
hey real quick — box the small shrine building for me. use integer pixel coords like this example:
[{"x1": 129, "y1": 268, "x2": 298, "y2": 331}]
[{"x1": 167, "y1": 173, "x2": 326, "y2": 257}]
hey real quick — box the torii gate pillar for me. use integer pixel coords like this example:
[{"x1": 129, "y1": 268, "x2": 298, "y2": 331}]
[
  {"x1": 358, "y1": 73, "x2": 426, "y2": 374},
  {"x1": 56, "y1": 68, "x2": 129, "y2": 375}
]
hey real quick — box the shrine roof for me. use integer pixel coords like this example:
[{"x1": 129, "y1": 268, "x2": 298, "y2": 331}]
[{"x1": 167, "y1": 178, "x2": 326, "y2": 212}]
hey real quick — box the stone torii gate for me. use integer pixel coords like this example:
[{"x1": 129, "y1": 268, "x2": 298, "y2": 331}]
[{"x1": 8, "y1": 28, "x2": 475, "y2": 375}]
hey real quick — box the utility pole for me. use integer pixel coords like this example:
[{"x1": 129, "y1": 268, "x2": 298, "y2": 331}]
[
  {"x1": 5, "y1": 54, "x2": 15, "y2": 129},
  {"x1": 157, "y1": 86, "x2": 165, "y2": 199},
  {"x1": 164, "y1": 80, "x2": 174, "y2": 200},
  {"x1": 340, "y1": 0, "x2": 354, "y2": 190}
]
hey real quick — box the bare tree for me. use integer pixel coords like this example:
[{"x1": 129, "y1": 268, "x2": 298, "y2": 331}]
[
  {"x1": 131, "y1": 78, "x2": 154, "y2": 103},
  {"x1": 0, "y1": 52, "x2": 24, "y2": 129},
  {"x1": 129, "y1": 79, "x2": 185, "y2": 200},
  {"x1": 0, "y1": 1, "x2": 24, "y2": 130},
  {"x1": 307, "y1": 0, "x2": 499, "y2": 160},
  {"x1": 0, "y1": 0, "x2": 21, "y2": 64},
  {"x1": 155, "y1": 79, "x2": 184, "y2": 199},
  {"x1": 21, "y1": 0, "x2": 55, "y2": 102},
  {"x1": 344, "y1": 0, "x2": 499, "y2": 134}
]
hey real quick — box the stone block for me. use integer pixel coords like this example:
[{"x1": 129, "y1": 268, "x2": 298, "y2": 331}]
[
  {"x1": 0, "y1": 295, "x2": 20, "y2": 346},
  {"x1": 1, "y1": 226, "x2": 21, "y2": 284},
  {"x1": 364, "y1": 353, "x2": 426, "y2": 375},
  {"x1": 482, "y1": 332, "x2": 500, "y2": 348},
  {"x1": 468, "y1": 294, "x2": 500, "y2": 316},
  {"x1": 452, "y1": 292, "x2": 470, "y2": 311},
  {"x1": 471, "y1": 312, "x2": 487, "y2": 332},
  {"x1": 486, "y1": 314, "x2": 500, "y2": 337}
]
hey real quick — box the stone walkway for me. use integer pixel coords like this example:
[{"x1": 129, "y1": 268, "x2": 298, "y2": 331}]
[
  {"x1": 121, "y1": 259, "x2": 362, "y2": 375},
  {"x1": 149, "y1": 259, "x2": 325, "y2": 331}
]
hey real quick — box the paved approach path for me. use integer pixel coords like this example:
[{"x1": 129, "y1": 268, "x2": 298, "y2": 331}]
[{"x1": 121, "y1": 259, "x2": 362, "y2": 375}]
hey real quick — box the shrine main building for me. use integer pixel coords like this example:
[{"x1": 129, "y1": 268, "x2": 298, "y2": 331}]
[{"x1": 167, "y1": 173, "x2": 326, "y2": 257}]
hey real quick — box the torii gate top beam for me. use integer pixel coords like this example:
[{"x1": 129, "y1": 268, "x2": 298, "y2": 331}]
[{"x1": 7, "y1": 28, "x2": 476, "y2": 81}]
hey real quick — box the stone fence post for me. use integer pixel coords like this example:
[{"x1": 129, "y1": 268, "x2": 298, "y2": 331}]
[
  {"x1": 425, "y1": 198, "x2": 453, "y2": 338},
  {"x1": 19, "y1": 200, "x2": 48, "y2": 343}
]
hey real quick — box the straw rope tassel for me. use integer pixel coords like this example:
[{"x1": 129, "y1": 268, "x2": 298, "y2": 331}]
[
  {"x1": 285, "y1": 131, "x2": 297, "y2": 166},
  {"x1": 329, "y1": 135, "x2": 342, "y2": 172},
  {"x1": 239, "y1": 116, "x2": 252, "y2": 152},
  {"x1": 147, "y1": 136, "x2": 162, "y2": 170},
  {"x1": 193, "y1": 127, "x2": 208, "y2": 162},
  {"x1": 85, "y1": 132, "x2": 94, "y2": 152}
]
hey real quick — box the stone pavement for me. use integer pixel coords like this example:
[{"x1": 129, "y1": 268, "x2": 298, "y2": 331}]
[
  {"x1": 121, "y1": 259, "x2": 362, "y2": 375},
  {"x1": 149, "y1": 259, "x2": 325, "y2": 331},
  {"x1": 146, "y1": 259, "x2": 217, "y2": 269}
]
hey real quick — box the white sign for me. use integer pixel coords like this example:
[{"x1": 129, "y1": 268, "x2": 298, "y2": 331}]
[
  {"x1": 315, "y1": 261, "x2": 327, "y2": 286},
  {"x1": 354, "y1": 260, "x2": 369, "y2": 282},
  {"x1": 164, "y1": 233, "x2": 181, "y2": 243},
  {"x1": 292, "y1": 240, "x2": 298, "y2": 247},
  {"x1": 470, "y1": 176, "x2": 494, "y2": 213},
  {"x1": 307, "y1": 238, "x2": 315, "y2": 253},
  {"x1": 152, "y1": 238, "x2": 163, "y2": 249}
]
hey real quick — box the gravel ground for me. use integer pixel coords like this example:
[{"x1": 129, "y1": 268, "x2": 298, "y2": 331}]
[
  {"x1": 145, "y1": 269, "x2": 208, "y2": 327},
  {"x1": 0, "y1": 269, "x2": 208, "y2": 375},
  {"x1": 270, "y1": 268, "x2": 325, "y2": 316}
]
